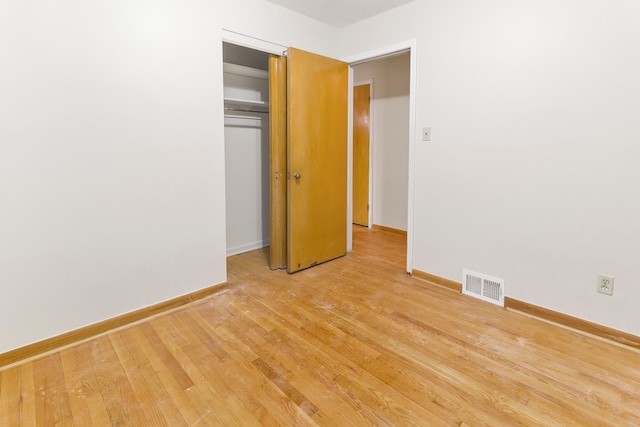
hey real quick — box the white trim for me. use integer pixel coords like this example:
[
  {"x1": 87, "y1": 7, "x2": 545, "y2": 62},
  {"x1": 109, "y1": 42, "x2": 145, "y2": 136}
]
[
  {"x1": 341, "y1": 41, "x2": 412, "y2": 65},
  {"x1": 221, "y1": 29, "x2": 286, "y2": 55},
  {"x1": 227, "y1": 240, "x2": 270, "y2": 257},
  {"x1": 346, "y1": 67, "x2": 354, "y2": 252},
  {"x1": 353, "y1": 79, "x2": 374, "y2": 229},
  {"x1": 343, "y1": 39, "x2": 417, "y2": 274}
]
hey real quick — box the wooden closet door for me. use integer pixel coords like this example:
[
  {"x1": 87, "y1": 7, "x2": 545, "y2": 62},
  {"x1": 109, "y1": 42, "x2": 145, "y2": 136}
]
[
  {"x1": 286, "y1": 48, "x2": 348, "y2": 273},
  {"x1": 269, "y1": 55, "x2": 287, "y2": 270}
]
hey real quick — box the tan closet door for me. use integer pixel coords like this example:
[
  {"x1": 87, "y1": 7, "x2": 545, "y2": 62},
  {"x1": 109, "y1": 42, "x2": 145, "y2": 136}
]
[
  {"x1": 287, "y1": 48, "x2": 348, "y2": 273},
  {"x1": 269, "y1": 55, "x2": 287, "y2": 269},
  {"x1": 353, "y1": 83, "x2": 370, "y2": 226}
]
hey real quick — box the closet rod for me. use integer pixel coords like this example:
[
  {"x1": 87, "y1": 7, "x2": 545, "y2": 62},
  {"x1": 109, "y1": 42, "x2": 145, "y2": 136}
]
[
  {"x1": 224, "y1": 107, "x2": 268, "y2": 114},
  {"x1": 224, "y1": 114, "x2": 267, "y2": 120}
]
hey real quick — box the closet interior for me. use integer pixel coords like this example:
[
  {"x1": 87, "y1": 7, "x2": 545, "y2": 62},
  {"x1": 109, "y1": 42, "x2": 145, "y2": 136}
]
[{"x1": 223, "y1": 43, "x2": 271, "y2": 256}]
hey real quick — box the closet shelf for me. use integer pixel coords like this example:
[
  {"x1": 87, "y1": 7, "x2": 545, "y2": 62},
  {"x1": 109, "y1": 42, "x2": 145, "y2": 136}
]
[
  {"x1": 223, "y1": 63, "x2": 268, "y2": 80},
  {"x1": 224, "y1": 98, "x2": 269, "y2": 112}
]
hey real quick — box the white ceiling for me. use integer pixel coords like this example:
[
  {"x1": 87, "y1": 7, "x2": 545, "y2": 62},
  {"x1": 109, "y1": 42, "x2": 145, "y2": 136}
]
[{"x1": 265, "y1": 0, "x2": 416, "y2": 28}]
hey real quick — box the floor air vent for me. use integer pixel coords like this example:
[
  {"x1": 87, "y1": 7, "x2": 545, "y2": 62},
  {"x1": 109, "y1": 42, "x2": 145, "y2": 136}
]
[{"x1": 462, "y1": 269, "x2": 505, "y2": 306}]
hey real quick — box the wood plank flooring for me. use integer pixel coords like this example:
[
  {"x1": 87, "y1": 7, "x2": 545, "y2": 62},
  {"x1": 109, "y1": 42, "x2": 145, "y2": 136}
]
[{"x1": 1, "y1": 226, "x2": 640, "y2": 426}]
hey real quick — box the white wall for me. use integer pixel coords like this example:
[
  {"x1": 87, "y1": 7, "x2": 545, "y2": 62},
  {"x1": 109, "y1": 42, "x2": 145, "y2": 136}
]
[
  {"x1": 224, "y1": 117, "x2": 270, "y2": 256},
  {"x1": 0, "y1": 0, "x2": 337, "y2": 354},
  {"x1": 5, "y1": 0, "x2": 639, "y2": 355},
  {"x1": 336, "y1": 0, "x2": 640, "y2": 336},
  {"x1": 354, "y1": 54, "x2": 410, "y2": 231}
]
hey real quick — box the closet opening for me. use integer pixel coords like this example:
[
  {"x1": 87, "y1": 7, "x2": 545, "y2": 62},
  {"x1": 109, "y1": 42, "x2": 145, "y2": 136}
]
[
  {"x1": 223, "y1": 42, "x2": 272, "y2": 257},
  {"x1": 222, "y1": 39, "x2": 350, "y2": 274}
]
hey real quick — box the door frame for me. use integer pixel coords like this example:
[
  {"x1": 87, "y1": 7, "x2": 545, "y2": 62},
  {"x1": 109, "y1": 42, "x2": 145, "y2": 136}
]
[
  {"x1": 222, "y1": 30, "x2": 286, "y2": 55},
  {"x1": 353, "y1": 80, "x2": 373, "y2": 228},
  {"x1": 342, "y1": 40, "x2": 417, "y2": 274}
]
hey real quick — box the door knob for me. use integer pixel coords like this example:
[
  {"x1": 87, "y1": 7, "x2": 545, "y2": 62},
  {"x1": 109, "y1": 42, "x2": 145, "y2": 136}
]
[{"x1": 293, "y1": 172, "x2": 301, "y2": 179}]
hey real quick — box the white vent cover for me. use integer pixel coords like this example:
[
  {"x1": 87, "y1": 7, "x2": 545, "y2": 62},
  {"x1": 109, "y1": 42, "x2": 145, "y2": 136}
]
[{"x1": 462, "y1": 269, "x2": 505, "y2": 306}]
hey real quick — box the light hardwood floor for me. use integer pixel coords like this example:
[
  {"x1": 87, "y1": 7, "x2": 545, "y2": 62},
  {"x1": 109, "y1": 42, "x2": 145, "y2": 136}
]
[{"x1": 1, "y1": 226, "x2": 639, "y2": 426}]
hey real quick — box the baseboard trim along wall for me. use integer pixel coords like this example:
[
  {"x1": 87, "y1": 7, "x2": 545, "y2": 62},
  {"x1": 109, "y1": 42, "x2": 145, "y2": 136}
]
[
  {"x1": 0, "y1": 282, "x2": 228, "y2": 369},
  {"x1": 371, "y1": 224, "x2": 407, "y2": 236},
  {"x1": 412, "y1": 269, "x2": 462, "y2": 292},
  {"x1": 226, "y1": 239, "x2": 270, "y2": 257},
  {"x1": 412, "y1": 269, "x2": 640, "y2": 351},
  {"x1": 503, "y1": 297, "x2": 640, "y2": 351}
]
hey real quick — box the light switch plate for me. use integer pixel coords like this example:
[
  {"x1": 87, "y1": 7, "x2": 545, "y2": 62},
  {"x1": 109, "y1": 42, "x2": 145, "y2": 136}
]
[{"x1": 422, "y1": 127, "x2": 431, "y2": 141}]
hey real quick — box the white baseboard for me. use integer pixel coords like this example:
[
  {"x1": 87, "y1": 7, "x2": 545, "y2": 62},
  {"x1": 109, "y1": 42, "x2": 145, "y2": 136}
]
[{"x1": 226, "y1": 239, "x2": 270, "y2": 257}]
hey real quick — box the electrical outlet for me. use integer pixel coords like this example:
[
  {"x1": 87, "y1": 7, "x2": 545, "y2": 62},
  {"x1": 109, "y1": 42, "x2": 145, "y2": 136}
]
[
  {"x1": 422, "y1": 127, "x2": 431, "y2": 141},
  {"x1": 597, "y1": 274, "x2": 614, "y2": 296}
]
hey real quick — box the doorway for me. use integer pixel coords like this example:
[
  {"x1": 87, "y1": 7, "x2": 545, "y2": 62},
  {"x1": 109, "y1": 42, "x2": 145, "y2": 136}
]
[
  {"x1": 222, "y1": 43, "x2": 271, "y2": 257},
  {"x1": 345, "y1": 41, "x2": 417, "y2": 274},
  {"x1": 352, "y1": 53, "x2": 411, "y2": 234},
  {"x1": 222, "y1": 39, "x2": 349, "y2": 274}
]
